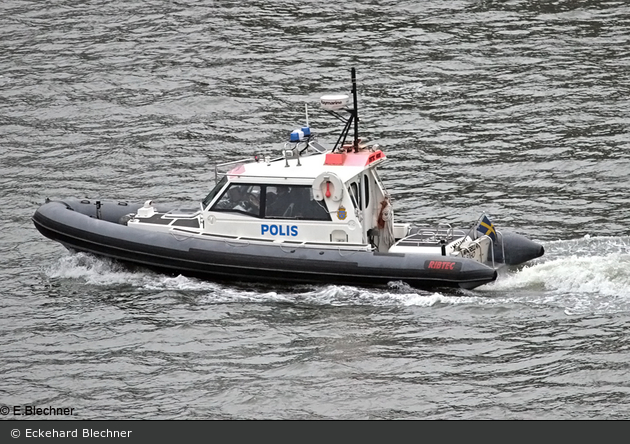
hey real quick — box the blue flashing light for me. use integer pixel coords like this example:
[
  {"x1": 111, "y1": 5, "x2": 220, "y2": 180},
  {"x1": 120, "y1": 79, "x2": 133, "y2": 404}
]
[{"x1": 290, "y1": 129, "x2": 304, "y2": 142}]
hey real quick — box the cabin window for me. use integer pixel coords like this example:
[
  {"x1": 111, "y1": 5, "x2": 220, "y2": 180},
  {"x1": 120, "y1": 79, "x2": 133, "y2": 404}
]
[
  {"x1": 202, "y1": 176, "x2": 228, "y2": 210},
  {"x1": 264, "y1": 185, "x2": 331, "y2": 221},
  {"x1": 363, "y1": 174, "x2": 370, "y2": 207},
  {"x1": 349, "y1": 181, "x2": 361, "y2": 210},
  {"x1": 211, "y1": 184, "x2": 262, "y2": 217}
]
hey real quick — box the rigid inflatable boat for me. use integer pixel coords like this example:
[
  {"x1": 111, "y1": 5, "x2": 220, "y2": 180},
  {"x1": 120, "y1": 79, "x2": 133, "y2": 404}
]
[{"x1": 33, "y1": 69, "x2": 544, "y2": 290}]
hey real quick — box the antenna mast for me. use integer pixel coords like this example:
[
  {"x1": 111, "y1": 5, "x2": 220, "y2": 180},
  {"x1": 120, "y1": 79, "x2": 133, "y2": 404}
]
[
  {"x1": 319, "y1": 68, "x2": 360, "y2": 153},
  {"x1": 351, "y1": 67, "x2": 359, "y2": 152}
]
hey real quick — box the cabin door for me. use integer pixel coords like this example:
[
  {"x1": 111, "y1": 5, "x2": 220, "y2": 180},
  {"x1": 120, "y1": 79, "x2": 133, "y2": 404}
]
[{"x1": 348, "y1": 171, "x2": 384, "y2": 247}]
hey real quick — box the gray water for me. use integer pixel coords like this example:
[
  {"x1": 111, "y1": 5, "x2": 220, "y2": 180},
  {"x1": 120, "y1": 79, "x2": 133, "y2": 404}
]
[{"x1": 2, "y1": 0, "x2": 630, "y2": 419}]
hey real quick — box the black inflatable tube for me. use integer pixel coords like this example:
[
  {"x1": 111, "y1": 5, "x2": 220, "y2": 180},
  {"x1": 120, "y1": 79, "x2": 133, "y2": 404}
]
[{"x1": 32, "y1": 199, "x2": 499, "y2": 290}]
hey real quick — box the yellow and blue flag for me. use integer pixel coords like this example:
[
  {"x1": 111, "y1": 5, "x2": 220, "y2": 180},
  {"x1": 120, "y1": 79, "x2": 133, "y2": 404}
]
[{"x1": 477, "y1": 215, "x2": 497, "y2": 242}]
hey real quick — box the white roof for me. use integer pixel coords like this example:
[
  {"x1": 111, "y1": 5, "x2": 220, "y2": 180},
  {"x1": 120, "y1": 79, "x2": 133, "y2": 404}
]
[{"x1": 225, "y1": 148, "x2": 387, "y2": 184}]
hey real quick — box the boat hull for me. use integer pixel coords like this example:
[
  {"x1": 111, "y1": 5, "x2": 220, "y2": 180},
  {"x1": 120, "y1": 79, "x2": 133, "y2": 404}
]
[{"x1": 32, "y1": 198, "x2": 500, "y2": 290}]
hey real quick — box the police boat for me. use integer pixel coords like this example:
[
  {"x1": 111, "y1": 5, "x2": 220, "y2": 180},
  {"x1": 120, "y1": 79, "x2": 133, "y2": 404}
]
[{"x1": 32, "y1": 68, "x2": 544, "y2": 290}]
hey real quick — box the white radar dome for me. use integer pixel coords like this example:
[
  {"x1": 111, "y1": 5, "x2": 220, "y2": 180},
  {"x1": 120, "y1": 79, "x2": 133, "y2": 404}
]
[{"x1": 320, "y1": 94, "x2": 350, "y2": 110}]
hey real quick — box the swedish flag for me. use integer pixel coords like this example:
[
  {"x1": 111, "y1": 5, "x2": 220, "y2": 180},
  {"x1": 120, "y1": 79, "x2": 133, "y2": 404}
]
[{"x1": 477, "y1": 215, "x2": 497, "y2": 242}]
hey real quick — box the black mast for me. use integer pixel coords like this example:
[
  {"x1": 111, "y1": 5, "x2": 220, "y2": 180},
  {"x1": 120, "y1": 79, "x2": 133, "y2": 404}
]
[
  {"x1": 351, "y1": 67, "x2": 359, "y2": 152},
  {"x1": 326, "y1": 68, "x2": 360, "y2": 153}
]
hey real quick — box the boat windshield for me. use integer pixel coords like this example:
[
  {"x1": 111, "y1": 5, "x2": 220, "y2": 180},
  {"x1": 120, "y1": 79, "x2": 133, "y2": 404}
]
[{"x1": 202, "y1": 176, "x2": 228, "y2": 209}]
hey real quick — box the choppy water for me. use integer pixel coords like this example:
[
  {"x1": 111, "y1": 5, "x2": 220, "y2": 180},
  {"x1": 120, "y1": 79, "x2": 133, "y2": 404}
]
[{"x1": 2, "y1": 0, "x2": 630, "y2": 419}]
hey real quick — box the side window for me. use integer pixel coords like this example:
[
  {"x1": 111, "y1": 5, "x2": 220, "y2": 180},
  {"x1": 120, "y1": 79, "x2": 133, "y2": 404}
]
[
  {"x1": 211, "y1": 184, "x2": 261, "y2": 217},
  {"x1": 264, "y1": 185, "x2": 331, "y2": 221},
  {"x1": 363, "y1": 174, "x2": 370, "y2": 208},
  {"x1": 265, "y1": 185, "x2": 293, "y2": 218},
  {"x1": 350, "y1": 181, "x2": 362, "y2": 210},
  {"x1": 300, "y1": 187, "x2": 331, "y2": 221}
]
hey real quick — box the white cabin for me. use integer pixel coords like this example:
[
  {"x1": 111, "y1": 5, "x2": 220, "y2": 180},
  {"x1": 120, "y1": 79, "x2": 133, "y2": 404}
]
[{"x1": 193, "y1": 139, "x2": 405, "y2": 252}]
